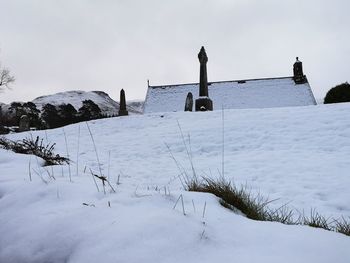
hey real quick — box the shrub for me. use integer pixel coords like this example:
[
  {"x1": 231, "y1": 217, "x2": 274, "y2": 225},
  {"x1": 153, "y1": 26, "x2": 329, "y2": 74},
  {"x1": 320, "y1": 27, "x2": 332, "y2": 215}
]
[{"x1": 324, "y1": 82, "x2": 350, "y2": 104}]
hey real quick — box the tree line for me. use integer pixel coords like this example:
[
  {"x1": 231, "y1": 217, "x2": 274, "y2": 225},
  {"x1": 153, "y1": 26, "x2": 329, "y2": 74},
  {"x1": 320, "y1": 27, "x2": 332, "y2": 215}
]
[{"x1": 0, "y1": 99, "x2": 115, "y2": 133}]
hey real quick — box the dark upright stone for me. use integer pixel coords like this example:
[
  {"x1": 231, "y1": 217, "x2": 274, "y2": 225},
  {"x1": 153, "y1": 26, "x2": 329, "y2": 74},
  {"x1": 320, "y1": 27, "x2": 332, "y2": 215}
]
[
  {"x1": 19, "y1": 115, "x2": 30, "y2": 131},
  {"x1": 198, "y1": 47, "x2": 208, "y2": 97},
  {"x1": 195, "y1": 46, "x2": 213, "y2": 111},
  {"x1": 293, "y1": 57, "x2": 307, "y2": 84},
  {"x1": 118, "y1": 89, "x2": 128, "y2": 116},
  {"x1": 184, "y1": 92, "x2": 193, "y2": 111}
]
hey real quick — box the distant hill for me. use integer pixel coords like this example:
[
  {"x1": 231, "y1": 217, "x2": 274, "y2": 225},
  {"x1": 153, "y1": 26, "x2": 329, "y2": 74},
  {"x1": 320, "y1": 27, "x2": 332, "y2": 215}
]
[
  {"x1": 32, "y1": 90, "x2": 142, "y2": 115},
  {"x1": 127, "y1": 100, "x2": 144, "y2": 113},
  {"x1": 0, "y1": 102, "x2": 10, "y2": 116}
]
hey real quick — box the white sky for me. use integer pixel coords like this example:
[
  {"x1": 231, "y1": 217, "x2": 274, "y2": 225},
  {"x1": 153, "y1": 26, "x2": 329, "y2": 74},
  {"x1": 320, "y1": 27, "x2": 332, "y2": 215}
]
[{"x1": 0, "y1": 0, "x2": 349, "y2": 103}]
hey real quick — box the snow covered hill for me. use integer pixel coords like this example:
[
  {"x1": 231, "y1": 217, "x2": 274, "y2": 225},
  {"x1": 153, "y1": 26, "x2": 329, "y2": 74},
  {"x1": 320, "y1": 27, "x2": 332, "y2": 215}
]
[
  {"x1": 1, "y1": 103, "x2": 350, "y2": 262},
  {"x1": 0, "y1": 102, "x2": 8, "y2": 113},
  {"x1": 32, "y1": 90, "x2": 142, "y2": 115},
  {"x1": 127, "y1": 100, "x2": 144, "y2": 113}
]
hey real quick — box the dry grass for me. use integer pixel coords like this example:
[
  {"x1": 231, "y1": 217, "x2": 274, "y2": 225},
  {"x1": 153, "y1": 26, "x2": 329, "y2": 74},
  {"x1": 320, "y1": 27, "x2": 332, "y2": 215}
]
[
  {"x1": 0, "y1": 136, "x2": 69, "y2": 166},
  {"x1": 334, "y1": 217, "x2": 350, "y2": 236},
  {"x1": 187, "y1": 176, "x2": 350, "y2": 236}
]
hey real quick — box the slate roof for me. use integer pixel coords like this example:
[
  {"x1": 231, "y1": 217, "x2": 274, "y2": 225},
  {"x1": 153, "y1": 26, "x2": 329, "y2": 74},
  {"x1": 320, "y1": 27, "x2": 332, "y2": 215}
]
[{"x1": 143, "y1": 76, "x2": 316, "y2": 113}]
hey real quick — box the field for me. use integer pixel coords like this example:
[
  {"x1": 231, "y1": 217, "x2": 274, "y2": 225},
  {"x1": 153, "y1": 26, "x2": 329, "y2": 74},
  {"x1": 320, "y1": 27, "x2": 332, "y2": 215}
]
[{"x1": 1, "y1": 103, "x2": 350, "y2": 263}]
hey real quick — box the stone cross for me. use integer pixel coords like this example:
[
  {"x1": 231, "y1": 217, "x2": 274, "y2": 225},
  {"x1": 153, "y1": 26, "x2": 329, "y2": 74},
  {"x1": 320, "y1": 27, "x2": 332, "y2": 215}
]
[
  {"x1": 195, "y1": 46, "x2": 213, "y2": 111},
  {"x1": 198, "y1": 46, "x2": 208, "y2": 97},
  {"x1": 184, "y1": 92, "x2": 193, "y2": 111},
  {"x1": 19, "y1": 115, "x2": 30, "y2": 132},
  {"x1": 118, "y1": 89, "x2": 129, "y2": 116}
]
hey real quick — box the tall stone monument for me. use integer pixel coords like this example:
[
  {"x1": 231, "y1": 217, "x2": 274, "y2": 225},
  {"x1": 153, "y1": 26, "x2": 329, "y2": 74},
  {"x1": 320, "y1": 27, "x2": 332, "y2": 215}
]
[
  {"x1": 195, "y1": 46, "x2": 213, "y2": 111},
  {"x1": 293, "y1": 57, "x2": 307, "y2": 84},
  {"x1": 118, "y1": 89, "x2": 128, "y2": 116}
]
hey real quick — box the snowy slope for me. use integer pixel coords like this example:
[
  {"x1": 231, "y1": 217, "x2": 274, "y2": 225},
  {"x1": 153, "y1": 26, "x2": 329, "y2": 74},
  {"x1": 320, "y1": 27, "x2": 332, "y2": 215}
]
[
  {"x1": 1, "y1": 103, "x2": 350, "y2": 262},
  {"x1": 144, "y1": 77, "x2": 316, "y2": 113},
  {"x1": 32, "y1": 90, "x2": 141, "y2": 115},
  {"x1": 127, "y1": 100, "x2": 144, "y2": 113},
  {"x1": 0, "y1": 102, "x2": 8, "y2": 112}
]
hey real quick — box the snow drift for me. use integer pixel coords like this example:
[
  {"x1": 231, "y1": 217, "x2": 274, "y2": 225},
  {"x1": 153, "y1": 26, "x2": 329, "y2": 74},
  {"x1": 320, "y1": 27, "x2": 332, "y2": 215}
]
[{"x1": 1, "y1": 102, "x2": 350, "y2": 263}]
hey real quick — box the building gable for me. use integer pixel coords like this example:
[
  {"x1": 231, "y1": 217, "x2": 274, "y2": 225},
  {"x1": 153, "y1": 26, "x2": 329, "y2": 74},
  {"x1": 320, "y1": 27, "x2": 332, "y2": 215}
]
[{"x1": 144, "y1": 76, "x2": 316, "y2": 113}]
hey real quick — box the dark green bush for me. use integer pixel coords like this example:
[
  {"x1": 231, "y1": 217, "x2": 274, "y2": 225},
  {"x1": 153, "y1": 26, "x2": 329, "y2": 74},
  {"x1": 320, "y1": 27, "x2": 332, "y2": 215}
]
[
  {"x1": 41, "y1": 103, "x2": 61, "y2": 128},
  {"x1": 324, "y1": 82, "x2": 350, "y2": 104},
  {"x1": 58, "y1": 103, "x2": 78, "y2": 126},
  {"x1": 78, "y1": 100, "x2": 102, "y2": 121}
]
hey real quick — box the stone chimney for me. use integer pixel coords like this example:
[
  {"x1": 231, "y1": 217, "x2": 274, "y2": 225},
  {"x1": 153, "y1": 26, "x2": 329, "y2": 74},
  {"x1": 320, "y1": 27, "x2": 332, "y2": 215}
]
[
  {"x1": 293, "y1": 57, "x2": 307, "y2": 84},
  {"x1": 195, "y1": 46, "x2": 213, "y2": 111},
  {"x1": 118, "y1": 89, "x2": 128, "y2": 116}
]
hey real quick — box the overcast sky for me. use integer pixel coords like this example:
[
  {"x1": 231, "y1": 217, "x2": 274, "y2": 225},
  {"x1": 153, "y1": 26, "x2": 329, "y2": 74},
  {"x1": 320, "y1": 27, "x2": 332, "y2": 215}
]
[{"x1": 0, "y1": 0, "x2": 349, "y2": 104}]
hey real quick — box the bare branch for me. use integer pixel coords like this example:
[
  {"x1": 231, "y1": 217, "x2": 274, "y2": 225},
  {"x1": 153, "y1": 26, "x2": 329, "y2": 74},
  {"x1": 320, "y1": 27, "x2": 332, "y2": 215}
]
[{"x1": 0, "y1": 65, "x2": 15, "y2": 90}]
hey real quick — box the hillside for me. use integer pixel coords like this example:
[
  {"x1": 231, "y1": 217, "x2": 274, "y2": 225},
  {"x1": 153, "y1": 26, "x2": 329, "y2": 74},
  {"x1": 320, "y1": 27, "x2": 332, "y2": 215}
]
[
  {"x1": 1, "y1": 103, "x2": 350, "y2": 262},
  {"x1": 0, "y1": 90, "x2": 142, "y2": 118},
  {"x1": 32, "y1": 90, "x2": 142, "y2": 115}
]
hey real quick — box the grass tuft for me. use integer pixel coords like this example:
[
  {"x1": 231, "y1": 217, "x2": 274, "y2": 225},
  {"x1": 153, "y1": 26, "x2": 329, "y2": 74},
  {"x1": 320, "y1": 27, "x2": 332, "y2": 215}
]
[
  {"x1": 0, "y1": 136, "x2": 70, "y2": 166},
  {"x1": 334, "y1": 217, "x2": 350, "y2": 236},
  {"x1": 187, "y1": 176, "x2": 350, "y2": 236},
  {"x1": 301, "y1": 209, "x2": 332, "y2": 231},
  {"x1": 188, "y1": 177, "x2": 271, "y2": 221}
]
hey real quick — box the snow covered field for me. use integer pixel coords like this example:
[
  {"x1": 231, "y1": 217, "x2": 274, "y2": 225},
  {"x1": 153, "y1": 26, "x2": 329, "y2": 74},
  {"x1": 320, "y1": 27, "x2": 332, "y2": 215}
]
[{"x1": 1, "y1": 103, "x2": 350, "y2": 262}]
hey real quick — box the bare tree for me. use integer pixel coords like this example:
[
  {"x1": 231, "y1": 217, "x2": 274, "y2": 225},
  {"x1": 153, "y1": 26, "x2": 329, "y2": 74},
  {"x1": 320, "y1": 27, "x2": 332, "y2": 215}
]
[{"x1": 0, "y1": 63, "x2": 15, "y2": 90}]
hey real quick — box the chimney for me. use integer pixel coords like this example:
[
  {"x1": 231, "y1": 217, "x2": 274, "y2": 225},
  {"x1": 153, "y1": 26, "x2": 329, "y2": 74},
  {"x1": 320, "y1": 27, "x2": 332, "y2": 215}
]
[{"x1": 293, "y1": 57, "x2": 307, "y2": 84}]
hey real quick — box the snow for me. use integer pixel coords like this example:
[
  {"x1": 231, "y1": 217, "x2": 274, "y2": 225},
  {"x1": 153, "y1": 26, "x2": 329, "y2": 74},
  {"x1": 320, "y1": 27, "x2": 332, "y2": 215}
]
[
  {"x1": 144, "y1": 77, "x2": 316, "y2": 113},
  {"x1": 127, "y1": 100, "x2": 144, "y2": 113},
  {"x1": 1, "y1": 102, "x2": 350, "y2": 262}
]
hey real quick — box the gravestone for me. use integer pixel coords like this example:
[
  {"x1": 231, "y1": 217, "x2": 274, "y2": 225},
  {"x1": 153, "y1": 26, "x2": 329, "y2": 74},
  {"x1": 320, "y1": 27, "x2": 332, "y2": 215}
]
[
  {"x1": 195, "y1": 46, "x2": 213, "y2": 111},
  {"x1": 19, "y1": 115, "x2": 30, "y2": 132},
  {"x1": 118, "y1": 89, "x2": 129, "y2": 116},
  {"x1": 184, "y1": 92, "x2": 193, "y2": 111}
]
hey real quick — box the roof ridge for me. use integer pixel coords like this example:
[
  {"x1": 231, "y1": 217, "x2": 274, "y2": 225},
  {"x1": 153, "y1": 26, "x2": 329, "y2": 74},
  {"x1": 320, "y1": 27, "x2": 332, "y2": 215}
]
[{"x1": 149, "y1": 76, "x2": 296, "y2": 88}]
